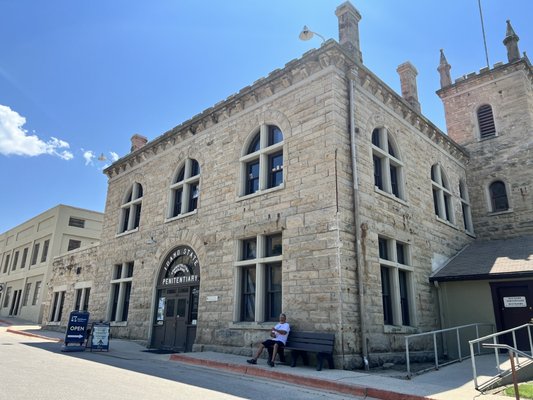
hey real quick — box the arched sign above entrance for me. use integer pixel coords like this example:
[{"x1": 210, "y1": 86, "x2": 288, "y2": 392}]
[{"x1": 159, "y1": 246, "x2": 200, "y2": 287}]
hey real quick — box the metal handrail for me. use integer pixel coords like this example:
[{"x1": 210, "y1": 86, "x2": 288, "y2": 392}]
[
  {"x1": 469, "y1": 323, "x2": 533, "y2": 390},
  {"x1": 482, "y1": 343, "x2": 533, "y2": 400},
  {"x1": 405, "y1": 323, "x2": 493, "y2": 378}
]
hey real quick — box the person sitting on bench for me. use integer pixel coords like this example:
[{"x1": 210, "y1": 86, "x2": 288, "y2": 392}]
[{"x1": 247, "y1": 313, "x2": 290, "y2": 367}]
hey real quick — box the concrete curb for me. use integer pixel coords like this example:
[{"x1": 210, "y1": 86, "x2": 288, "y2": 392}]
[
  {"x1": 169, "y1": 354, "x2": 433, "y2": 400},
  {"x1": 5, "y1": 328, "x2": 63, "y2": 343}
]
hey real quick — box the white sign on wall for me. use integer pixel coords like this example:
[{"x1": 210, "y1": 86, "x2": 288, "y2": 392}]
[{"x1": 503, "y1": 296, "x2": 527, "y2": 308}]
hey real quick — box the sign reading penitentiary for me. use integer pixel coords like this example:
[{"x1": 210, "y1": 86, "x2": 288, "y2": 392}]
[
  {"x1": 90, "y1": 321, "x2": 110, "y2": 352},
  {"x1": 503, "y1": 296, "x2": 527, "y2": 308}
]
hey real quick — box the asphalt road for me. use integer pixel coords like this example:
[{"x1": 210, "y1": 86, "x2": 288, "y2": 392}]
[{"x1": 0, "y1": 331, "x2": 364, "y2": 400}]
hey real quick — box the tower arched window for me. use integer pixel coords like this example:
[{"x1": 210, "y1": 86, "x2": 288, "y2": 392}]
[
  {"x1": 431, "y1": 165, "x2": 454, "y2": 223},
  {"x1": 489, "y1": 180, "x2": 509, "y2": 212},
  {"x1": 169, "y1": 158, "x2": 200, "y2": 218},
  {"x1": 372, "y1": 128, "x2": 404, "y2": 199},
  {"x1": 240, "y1": 125, "x2": 284, "y2": 196},
  {"x1": 119, "y1": 182, "x2": 143, "y2": 233},
  {"x1": 477, "y1": 104, "x2": 496, "y2": 139},
  {"x1": 459, "y1": 180, "x2": 474, "y2": 233}
]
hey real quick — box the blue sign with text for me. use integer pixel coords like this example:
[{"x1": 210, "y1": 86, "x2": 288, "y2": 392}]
[{"x1": 64, "y1": 311, "x2": 90, "y2": 346}]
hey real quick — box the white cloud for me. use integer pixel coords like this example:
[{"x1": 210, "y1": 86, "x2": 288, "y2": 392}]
[
  {"x1": 83, "y1": 150, "x2": 95, "y2": 166},
  {"x1": 0, "y1": 104, "x2": 73, "y2": 159},
  {"x1": 109, "y1": 151, "x2": 119, "y2": 162}
]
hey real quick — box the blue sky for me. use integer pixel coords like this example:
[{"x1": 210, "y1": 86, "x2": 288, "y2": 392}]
[{"x1": 0, "y1": 1, "x2": 531, "y2": 233}]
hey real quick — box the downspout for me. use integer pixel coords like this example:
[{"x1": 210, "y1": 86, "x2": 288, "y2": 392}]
[{"x1": 348, "y1": 67, "x2": 369, "y2": 370}]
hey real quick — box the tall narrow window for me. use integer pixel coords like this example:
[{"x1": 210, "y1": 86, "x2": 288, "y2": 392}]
[
  {"x1": 169, "y1": 159, "x2": 201, "y2": 218},
  {"x1": 2, "y1": 253, "x2": 10, "y2": 273},
  {"x1": 459, "y1": 180, "x2": 474, "y2": 233},
  {"x1": 109, "y1": 262, "x2": 134, "y2": 322},
  {"x1": 371, "y1": 128, "x2": 404, "y2": 199},
  {"x1": 431, "y1": 164, "x2": 454, "y2": 223},
  {"x1": 240, "y1": 125, "x2": 284, "y2": 196},
  {"x1": 50, "y1": 290, "x2": 65, "y2": 322},
  {"x1": 32, "y1": 281, "x2": 42, "y2": 306},
  {"x1": 11, "y1": 251, "x2": 19, "y2": 271},
  {"x1": 21, "y1": 248, "x2": 28, "y2": 269},
  {"x1": 489, "y1": 180, "x2": 509, "y2": 212},
  {"x1": 119, "y1": 183, "x2": 143, "y2": 233},
  {"x1": 40, "y1": 240, "x2": 50, "y2": 262},
  {"x1": 379, "y1": 237, "x2": 414, "y2": 326},
  {"x1": 22, "y1": 283, "x2": 32, "y2": 307},
  {"x1": 75, "y1": 287, "x2": 91, "y2": 312},
  {"x1": 477, "y1": 104, "x2": 496, "y2": 139},
  {"x1": 235, "y1": 233, "x2": 283, "y2": 322},
  {"x1": 31, "y1": 243, "x2": 40, "y2": 265}
]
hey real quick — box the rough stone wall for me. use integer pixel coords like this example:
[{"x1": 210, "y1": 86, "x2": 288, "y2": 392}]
[{"x1": 439, "y1": 61, "x2": 533, "y2": 239}]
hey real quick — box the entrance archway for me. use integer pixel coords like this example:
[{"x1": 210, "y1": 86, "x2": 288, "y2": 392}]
[{"x1": 151, "y1": 246, "x2": 200, "y2": 352}]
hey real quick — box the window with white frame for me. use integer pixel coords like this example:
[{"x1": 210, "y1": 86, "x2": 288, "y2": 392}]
[
  {"x1": 109, "y1": 262, "x2": 134, "y2": 322},
  {"x1": 489, "y1": 180, "x2": 509, "y2": 212},
  {"x1": 459, "y1": 180, "x2": 474, "y2": 233},
  {"x1": 3, "y1": 253, "x2": 10, "y2": 273},
  {"x1": 30, "y1": 243, "x2": 40, "y2": 266},
  {"x1": 21, "y1": 248, "x2": 28, "y2": 269},
  {"x1": 32, "y1": 281, "x2": 42, "y2": 306},
  {"x1": 40, "y1": 240, "x2": 50, "y2": 262},
  {"x1": 372, "y1": 128, "x2": 404, "y2": 199},
  {"x1": 50, "y1": 290, "x2": 66, "y2": 322},
  {"x1": 22, "y1": 282, "x2": 32, "y2": 307},
  {"x1": 75, "y1": 287, "x2": 91, "y2": 311},
  {"x1": 3, "y1": 287, "x2": 11, "y2": 308},
  {"x1": 379, "y1": 237, "x2": 414, "y2": 327},
  {"x1": 234, "y1": 233, "x2": 282, "y2": 322},
  {"x1": 11, "y1": 250, "x2": 19, "y2": 271},
  {"x1": 431, "y1": 164, "x2": 454, "y2": 223},
  {"x1": 169, "y1": 158, "x2": 200, "y2": 218},
  {"x1": 240, "y1": 125, "x2": 284, "y2": 196},
  {"x1": 119, "y1": 183, "x2": 143, "y2": 233}
]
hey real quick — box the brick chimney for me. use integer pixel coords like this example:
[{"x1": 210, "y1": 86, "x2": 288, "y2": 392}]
[
  {"x1": 130, "y1": 134, "x2": 147, "y2": 152},
  {"x1": 396, "y1": 61, "x2": 421, "y2": 113},
  {"x1": 335, "y1": 1, "x2": 362, "y2": 64}
]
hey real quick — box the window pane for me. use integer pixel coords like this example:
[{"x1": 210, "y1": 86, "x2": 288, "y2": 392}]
[
  {"x1": 165, "y1": 298, "x2": 175, "y2": 317},
  {"x1": 31, "y1": 243, "x2": 40, "y2": 265},
  {"x1": 126, "y1": 262, "x2": 134, "y2": 277},
  {"x1": 399, "y1": 270, "x2": 410, "y2": 325},
  {"x1": 396, "y1": 243, "x2": 406, "y2": 264},
  {"x1": 390, "y1": 165, "x2": 399, "y2": 197},
  {"x1": 388, "y1": 140, "x2": 396, "y2": 157},
  {"x1": 190, "y1": 159, "x2": 200, "y2": 177},
  {"x1": 176, "y1": 167, "x2": 185, "y2": 182},
  {"x1": 266, "y1": 234, "x2": 282, "y2": 257},
  {"x1": 373, "y1": 155, "x2": 383, "y2": 189},
  {"x1": 122, "y1": 208, "x2": 130, "y2": 232},
  {"x1": 241, "y1": 267, "x2": 256, "y2": 322},
  {"x1": 247, "y1": 134, "x2": 260, "y2": 154},
  {"x1": 381, "y1": 267, "x2": 393, "y2": 325},
  {"x1": 75, "y1": 289, "x2": 82, "y2": 310},
  {"x1": 68, "y1": 217, "x2": 85, "y2": 228},
  {"x1": 83, "y1": 288, "x2": 90, "y2": 311},
  {"x1": 188, "y1": 184, "x2": 199, "y2": 212},
  {"x1": 40, "y1": 240, "x2": 50, "y2": 263},
  {"x1": 21, "y1": 248, "x2": 28, "y2": 269},
  {"x1": 242, "y1": 239, "x2": 257, "y2": 260},
  {"x1": 371, "y1": 129, "x2": 380, "y2": 147},
  {"x1": 134, "y1": 204, "x2": 141, "y2": 228},
  {"x1": 246, "y1": 161, "x2": 260, "y2": 194},
  {"x1": 122, "y1": 282, "x2": 132, "y2": 321},
  {"x1": 173, "y1": 188, "x2": 183, "y2": 216},
  {"x1": 268, "y1": 126, "x2": 283, "y2": 146},
  {"x1": 68, "y1": 240, "x2": 81, "y2": 252},
  {"x1": 32, "y1": 282, "x2": 41, "y2": 305},
  {"x1": 266, "y1": 263, "x2": 282, "y2": 321},
  {"x1": 115, "y1": 264, "x2": 123, "y2": 279},
  {"x1": 378, "y1": 238, "x2": 388, "y2": 260},
  {"x1": 268, "y1": 152, "x2": 283, "y2": 188},
  {"x1": 490, "y1": 181, "x2": 509, "y2": 211}
]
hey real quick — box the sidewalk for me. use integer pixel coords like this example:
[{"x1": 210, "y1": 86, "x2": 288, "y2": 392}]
[{"x1": 0, "y1": 317, "x2": 512, "y2": 400}]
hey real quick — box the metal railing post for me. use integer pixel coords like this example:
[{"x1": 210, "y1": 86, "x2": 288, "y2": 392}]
[
  {"x1": 494, "y1": 336, "x2": 502, "y2": 374},
  {"x1": 475, "y1": 324, "x2": 481, "y2": 355},
  {"x1": 434, "y1": 332, "x2": 439, "y2": 370},
  {"x1": 405, "y1": 336, "x2": 411, "y2": 378},
  {"x1": 470, "y1": 341, "x2": 479, "y2": 389},
  {"x1": 456, "y1": 327, "x2": 462, "y2": 361}
]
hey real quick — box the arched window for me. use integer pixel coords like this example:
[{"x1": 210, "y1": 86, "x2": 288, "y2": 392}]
[
  {"x1": 431, "y1": 165, "x2": 454, "y2": 223},
  {"x1": 372, "y1": 128, "x2": 404, "y2": 199},
  {"x1": 489, "y1": 180, "x2": 509, "y2": 212},
  {"x1": 240, "y1": 124, "x2": 283, "y2": 196},
  {"x1": 119, "y1": 182, "x2": 143, "y2": 233},
  {"x1": 459, "y1": 180, "x2": 474, "y2": 233},
  {"x1": 169, "y1": 158, "x2": 200, "y2": 218},
  {"x1": 477, "y1": 104, "x2": 496, "y2": 139}
]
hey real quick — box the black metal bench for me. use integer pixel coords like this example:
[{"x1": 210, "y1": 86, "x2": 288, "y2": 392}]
[{"x1": 284, "y1": 331, "x2": 335, "y2": 371}]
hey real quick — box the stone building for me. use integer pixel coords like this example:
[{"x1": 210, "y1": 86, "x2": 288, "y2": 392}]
[
  {"x1": 0, "y1": 205, "x2": 103, "y2": 323},
  {"x1": 42, "y1": 2, "x2": 532, "y2": 368}
]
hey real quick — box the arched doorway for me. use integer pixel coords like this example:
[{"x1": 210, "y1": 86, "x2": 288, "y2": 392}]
[{"x1": 151, "y1": 246, "x2": 200, "y2": 352}]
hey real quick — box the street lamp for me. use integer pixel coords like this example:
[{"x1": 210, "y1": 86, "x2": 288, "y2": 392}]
[{"x1": 299, "y1": 25, "x2": 325, "y2": 43}]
